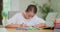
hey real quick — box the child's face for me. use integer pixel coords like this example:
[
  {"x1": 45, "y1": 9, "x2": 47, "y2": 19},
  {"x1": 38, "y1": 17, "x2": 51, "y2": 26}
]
[{"x1": 25, "y1": 11, "x2": 35, "y2": 19}]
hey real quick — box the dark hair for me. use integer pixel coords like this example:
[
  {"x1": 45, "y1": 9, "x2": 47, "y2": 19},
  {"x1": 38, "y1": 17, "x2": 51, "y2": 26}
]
[{"x1": 26, "y1": 5, "x2": 37, "y2": 14}]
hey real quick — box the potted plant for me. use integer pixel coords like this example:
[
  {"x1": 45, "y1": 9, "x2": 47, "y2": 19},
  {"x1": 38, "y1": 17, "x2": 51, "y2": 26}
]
[{"x1": 32, "y1": 0, "x2": 54, "y2": 20}]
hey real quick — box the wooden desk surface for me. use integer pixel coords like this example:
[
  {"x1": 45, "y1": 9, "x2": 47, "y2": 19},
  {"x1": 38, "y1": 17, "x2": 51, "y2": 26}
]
[{"x1": 6, "y1": 28, "x2": 54, "y2": 32}]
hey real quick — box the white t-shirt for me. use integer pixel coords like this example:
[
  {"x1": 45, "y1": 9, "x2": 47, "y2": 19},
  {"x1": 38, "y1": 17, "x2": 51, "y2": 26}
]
[{"x1": 6, "y1": 13, "x2": 45, "y2": 26}]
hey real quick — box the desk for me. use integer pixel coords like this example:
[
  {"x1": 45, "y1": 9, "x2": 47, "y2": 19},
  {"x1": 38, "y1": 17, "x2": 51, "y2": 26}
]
[{"x1": 6, "y1": 28, "x2": 54, "y2": 32}]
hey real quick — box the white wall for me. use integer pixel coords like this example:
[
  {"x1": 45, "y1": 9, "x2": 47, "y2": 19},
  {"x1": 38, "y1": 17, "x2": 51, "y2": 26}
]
[
  {"x1": 11, "y1": 0, "x2": 48, "y2": 12},
  {"x1": 11, "y1": 0, "x2": 20, "y2": 11},
  {"x1": 51, "y1": 0, "x2": 60, "y2": 12},
  {"x1": 51, "y1": 0, "x2": 60, "y2": 18}
]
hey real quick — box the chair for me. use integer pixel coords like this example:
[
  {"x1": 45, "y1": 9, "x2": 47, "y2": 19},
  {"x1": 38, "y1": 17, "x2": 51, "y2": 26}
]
[
  {"x1": 2, "y1": 11, "x2": 21, "y2": 26},
  {"x1": 8, "y1": 11, "x2": 21, "y2": 19}
]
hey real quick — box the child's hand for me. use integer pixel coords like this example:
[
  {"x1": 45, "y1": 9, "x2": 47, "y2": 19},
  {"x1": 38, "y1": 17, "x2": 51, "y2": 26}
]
[
  {"x1": 20, "y1": 24, "x2": 28, "y2": 28},
  {"x1": 32, "y1": 25, "x2": 39, "y2": 28},
  {"x1": 32, "y1": 23, "x2": 46, "y2": 28}
]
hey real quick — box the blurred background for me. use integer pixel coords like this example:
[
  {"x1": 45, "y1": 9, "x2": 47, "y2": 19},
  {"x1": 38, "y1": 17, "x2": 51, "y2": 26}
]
[{"x1": 2, "y1": 0, "x2": 60, "y2": 28}]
